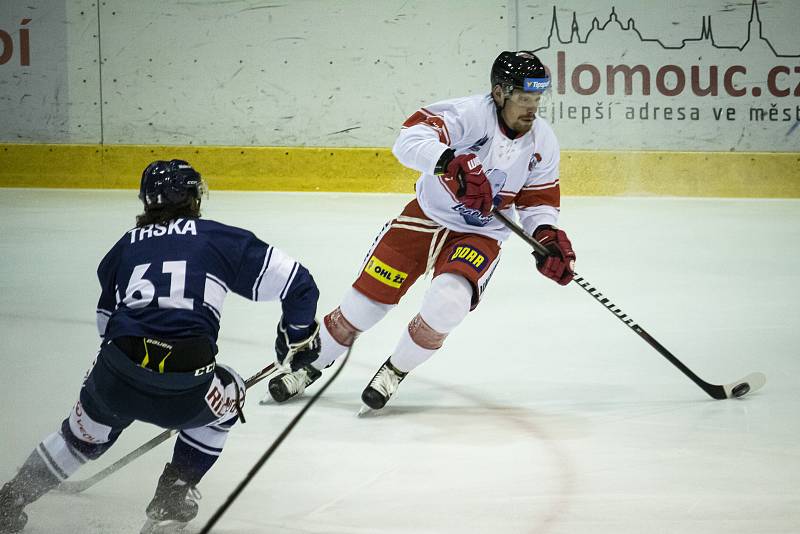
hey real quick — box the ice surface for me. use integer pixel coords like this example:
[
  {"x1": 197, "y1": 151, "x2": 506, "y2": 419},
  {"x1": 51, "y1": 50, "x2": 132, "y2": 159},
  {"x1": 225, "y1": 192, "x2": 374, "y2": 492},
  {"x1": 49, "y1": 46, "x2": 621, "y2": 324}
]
[{"x1": 1, "y1": 189, "x2": 798, "y2": 533}]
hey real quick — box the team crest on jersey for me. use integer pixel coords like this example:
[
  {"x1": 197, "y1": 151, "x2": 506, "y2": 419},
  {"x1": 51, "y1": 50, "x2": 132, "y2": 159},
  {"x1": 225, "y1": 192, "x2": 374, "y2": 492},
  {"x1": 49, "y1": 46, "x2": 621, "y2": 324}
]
[
  {"x1": 452, "y1": 203, "x2": 492, "y2": 227},
  {"x1": 467, "y1": 135, "x2": 489, "y2": 152},
  {"x1": 486, "y1": 168, "x2": 507, "y2": 196},
  {"x1": 528, "y1": 152, "x2": 542, "y2": 171},
  {"x1": 449, "y1": 245, "x2": 487, "y2": 272}
]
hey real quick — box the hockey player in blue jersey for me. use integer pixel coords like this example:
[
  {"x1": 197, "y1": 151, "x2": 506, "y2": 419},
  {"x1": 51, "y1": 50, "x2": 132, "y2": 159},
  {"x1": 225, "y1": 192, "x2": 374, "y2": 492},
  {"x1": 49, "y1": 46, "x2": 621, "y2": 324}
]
[{"x1": 0, "y1": 160, "x2": 322, "y2": 534}]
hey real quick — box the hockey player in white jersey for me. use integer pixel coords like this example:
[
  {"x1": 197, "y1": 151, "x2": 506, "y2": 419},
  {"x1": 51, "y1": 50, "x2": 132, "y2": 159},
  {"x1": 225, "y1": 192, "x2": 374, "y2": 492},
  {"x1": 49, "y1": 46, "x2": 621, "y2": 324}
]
[
  {"x1": 267, "y1": 51, "x2": 576, "y2": 410},
  {"x1": 0, "y1": 160, "x2": 321, "y2": 533}
]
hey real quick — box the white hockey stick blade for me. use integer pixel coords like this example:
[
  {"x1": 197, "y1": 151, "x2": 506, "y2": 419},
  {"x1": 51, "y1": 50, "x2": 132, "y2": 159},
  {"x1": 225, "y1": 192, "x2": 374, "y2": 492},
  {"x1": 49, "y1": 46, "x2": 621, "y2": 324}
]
[{"x1": 723, "y1": 372, "x2": 767, "y2": 398}]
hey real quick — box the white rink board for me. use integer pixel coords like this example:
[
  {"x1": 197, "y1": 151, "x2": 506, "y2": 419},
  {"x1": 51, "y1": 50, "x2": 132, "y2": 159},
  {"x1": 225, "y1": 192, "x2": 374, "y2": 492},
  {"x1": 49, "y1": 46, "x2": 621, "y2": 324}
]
[{"x1": 1, "y1": 0, "x2": 797, "y2": 150}]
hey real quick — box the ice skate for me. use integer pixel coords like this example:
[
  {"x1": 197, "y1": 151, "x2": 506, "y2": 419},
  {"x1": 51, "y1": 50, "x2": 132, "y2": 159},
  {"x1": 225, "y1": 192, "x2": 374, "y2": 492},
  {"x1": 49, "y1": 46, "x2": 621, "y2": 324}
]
[
  {"x1": 361, "y1": 358, "x2": 408, "y2": 411},
  {"x1": 0, "y1": 482, "x2": 27, "y2": 534},
  {"x1": 265, "y1": 364, "x2": 322, "y2": 403},
  {"x1": 140, "y1": 463, "x2": 200, "y2": 534}
]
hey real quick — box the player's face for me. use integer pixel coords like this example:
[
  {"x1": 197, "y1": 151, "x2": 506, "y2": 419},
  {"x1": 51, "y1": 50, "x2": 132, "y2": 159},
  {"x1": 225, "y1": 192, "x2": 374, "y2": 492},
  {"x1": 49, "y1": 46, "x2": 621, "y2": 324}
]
[{"x1": 501, "y1": 89, "x2": 543, "y2": 132}]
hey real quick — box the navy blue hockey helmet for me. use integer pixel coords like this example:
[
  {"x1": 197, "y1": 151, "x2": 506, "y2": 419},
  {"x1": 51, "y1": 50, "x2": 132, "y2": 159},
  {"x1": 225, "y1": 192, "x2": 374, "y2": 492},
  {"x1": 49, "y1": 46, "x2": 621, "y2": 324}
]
[
  {"x1": 491, "y1": 51, "x2": 550, "y2": 93},
  {"x1": 139, "y1": 159, "x2": 206, "y2": 209}
]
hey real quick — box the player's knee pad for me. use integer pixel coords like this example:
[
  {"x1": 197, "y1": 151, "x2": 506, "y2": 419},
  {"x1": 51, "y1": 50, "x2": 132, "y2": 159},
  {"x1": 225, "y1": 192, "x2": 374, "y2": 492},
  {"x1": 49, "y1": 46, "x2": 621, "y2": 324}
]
[
  {"x1": 324, "y1": 307, "x2": 360, "y2": 347},
  {"x1": 407, "y1": 313, "x2": 448, "y2": 350},
  {"x1": 419, "y1": 273, "x2": 473, "y2": 333},
  {"x1": 339, "y1": 287, "x2": 393, "y2": 332}
]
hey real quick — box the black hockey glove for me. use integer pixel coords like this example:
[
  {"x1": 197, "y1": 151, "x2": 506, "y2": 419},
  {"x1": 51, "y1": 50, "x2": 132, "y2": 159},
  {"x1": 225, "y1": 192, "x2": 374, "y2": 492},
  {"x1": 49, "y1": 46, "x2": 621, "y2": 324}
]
[{"x1": 275, "y1": 318, "x2": 321, "y2": 371}]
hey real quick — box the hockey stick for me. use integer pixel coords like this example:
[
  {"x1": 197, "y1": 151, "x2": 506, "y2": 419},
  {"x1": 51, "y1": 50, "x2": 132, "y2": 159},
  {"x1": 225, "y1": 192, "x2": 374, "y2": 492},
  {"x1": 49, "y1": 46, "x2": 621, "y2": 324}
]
[
  {"x1": 57, "y1": 362, "x2": 278, "y2": 494},
  {"x1": 198, "y1": 344, "x2": 354, "y2": 534},
  {"x1": 493, "y1": 209, "x2": 766, "y2": 399}
]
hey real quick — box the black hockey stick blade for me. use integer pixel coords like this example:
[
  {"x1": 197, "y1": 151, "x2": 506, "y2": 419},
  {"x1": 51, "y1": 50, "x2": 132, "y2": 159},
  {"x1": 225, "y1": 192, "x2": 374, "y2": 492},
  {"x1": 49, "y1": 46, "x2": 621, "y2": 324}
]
[
  {"x1": 57, "y1": 362, "x2": 277, "y2": 494},
  {"x1": 631, "y1": 322, "x2": 766, "y2": 400},
  {"x1": 492, "y1": 209, "x2": 767, "y2": 400}
]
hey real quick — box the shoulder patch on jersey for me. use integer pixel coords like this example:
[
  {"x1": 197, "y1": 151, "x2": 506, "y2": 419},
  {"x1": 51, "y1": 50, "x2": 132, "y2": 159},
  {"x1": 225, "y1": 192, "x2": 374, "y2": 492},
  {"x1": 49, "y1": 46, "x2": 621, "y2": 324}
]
[
  {"x1": 528, "y1": 152, "x2": 542, "y2": 171},
  {"x1": 402, "y1": 109, "x2": 450, "y2": 145}
]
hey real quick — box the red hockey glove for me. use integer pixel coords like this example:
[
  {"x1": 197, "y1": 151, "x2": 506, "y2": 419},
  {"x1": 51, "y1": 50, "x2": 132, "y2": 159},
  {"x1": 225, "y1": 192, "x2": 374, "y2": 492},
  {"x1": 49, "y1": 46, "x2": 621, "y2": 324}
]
[
  {"x1": 532, "y1": 225, "x2": 576, "y2": 286},
  {"x1": 442, "y1": 153, "x2": 493, "y2": 216}
]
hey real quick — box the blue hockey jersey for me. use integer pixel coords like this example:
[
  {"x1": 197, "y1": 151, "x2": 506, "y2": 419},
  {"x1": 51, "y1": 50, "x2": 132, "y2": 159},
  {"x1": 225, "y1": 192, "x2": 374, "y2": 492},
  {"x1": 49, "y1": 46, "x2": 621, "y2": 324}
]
[{"x1": 95, "y1": 218, "x2": 318, "y2": 351}]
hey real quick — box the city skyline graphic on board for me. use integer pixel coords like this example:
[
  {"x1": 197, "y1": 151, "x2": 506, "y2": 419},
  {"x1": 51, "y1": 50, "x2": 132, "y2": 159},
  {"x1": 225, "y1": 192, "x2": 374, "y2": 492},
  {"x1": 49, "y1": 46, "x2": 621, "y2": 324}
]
[{"x1": 531, "y1": 0, "x2": 799, "y2": 58}]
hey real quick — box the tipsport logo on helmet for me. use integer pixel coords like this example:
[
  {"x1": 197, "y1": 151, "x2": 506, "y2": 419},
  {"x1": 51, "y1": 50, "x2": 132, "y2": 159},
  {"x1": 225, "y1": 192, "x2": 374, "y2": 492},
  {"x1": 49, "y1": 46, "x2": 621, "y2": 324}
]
[{"x1": 524, "y1": 77, "x2": 551, "y2": 92}]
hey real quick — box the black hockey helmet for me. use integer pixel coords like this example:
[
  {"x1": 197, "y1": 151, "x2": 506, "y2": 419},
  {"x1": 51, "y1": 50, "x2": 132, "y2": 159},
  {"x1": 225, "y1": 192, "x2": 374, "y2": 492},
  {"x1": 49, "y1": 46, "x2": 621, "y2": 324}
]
[
  {"x1": 491, "y1": 51, "x2": 550, "y2": 93},
  {"x1": 139, "y1": 159, "x2": 205, "y2": 209}
]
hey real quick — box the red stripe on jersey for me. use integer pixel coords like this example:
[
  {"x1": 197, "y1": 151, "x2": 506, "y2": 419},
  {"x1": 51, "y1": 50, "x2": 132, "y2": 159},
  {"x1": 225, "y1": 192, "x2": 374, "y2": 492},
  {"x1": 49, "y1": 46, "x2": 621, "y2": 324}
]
[
  {"x1": 515, "y1": 181, "x2": 561, "y2": 209},
  {"x1": 402, "y1": 109, "x2": 450, "y2": 145},
  {"x1": 495, "y1": 196, "x2": 515, "y2": 210},
  {"x1": 522, "y1": 179, "x2": 559, "y2": 191}
]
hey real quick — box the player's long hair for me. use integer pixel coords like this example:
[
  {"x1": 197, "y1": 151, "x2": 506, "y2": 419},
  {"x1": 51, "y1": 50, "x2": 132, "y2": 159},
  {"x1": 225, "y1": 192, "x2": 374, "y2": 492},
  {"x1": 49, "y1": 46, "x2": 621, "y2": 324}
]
[{"x1": 135, "y1": 198, "x2": 201, "y2": 227}]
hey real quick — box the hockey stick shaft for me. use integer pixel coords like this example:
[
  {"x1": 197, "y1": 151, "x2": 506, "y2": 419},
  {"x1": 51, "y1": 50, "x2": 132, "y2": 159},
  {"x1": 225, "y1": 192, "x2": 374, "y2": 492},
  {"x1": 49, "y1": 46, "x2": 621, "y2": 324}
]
[
  {"x1": 58, "y1": 362, "x2": 278, "y2": 493},
  {"x1": 198, "y1": 345, "x2": 354, "y2": 534},
  {"x1": 493, "y1": 210, "x2": 728, "y2": 399}
]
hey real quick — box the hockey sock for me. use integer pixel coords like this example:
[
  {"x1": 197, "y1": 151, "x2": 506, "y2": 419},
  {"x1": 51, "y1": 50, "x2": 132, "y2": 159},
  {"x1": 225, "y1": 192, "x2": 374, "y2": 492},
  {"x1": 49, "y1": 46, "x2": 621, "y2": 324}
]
[
  {"x1": 10, "y1": 412, "x2": 124, "y2": 504},
  {"x1": 313, "y1": 288, "x2": 394, "y2": 370},
  {"x1": 389, "y1": 327, "x2": 436, "y2": 373},
  {"x1": 9, "y1": 450, "x2": 60, "y2": 505},
  {"x1": 419, "y1": 273, "x2": 472, "y2": 332},
  {"x1": 313, "y1": 322, "x2": 349, "y2": 370},
  {"x1": 339, "y1": 287, "x2": 394, "y2": 330},
  {"x1": 391, "y1": 273, "x2": 472, "y2": 373},
  {"x1": 10, "y1": 425, "x2": 89, "y2": 505},
  {"x1": 171, "y1": 419, "x2": 235, "y2": 485}
]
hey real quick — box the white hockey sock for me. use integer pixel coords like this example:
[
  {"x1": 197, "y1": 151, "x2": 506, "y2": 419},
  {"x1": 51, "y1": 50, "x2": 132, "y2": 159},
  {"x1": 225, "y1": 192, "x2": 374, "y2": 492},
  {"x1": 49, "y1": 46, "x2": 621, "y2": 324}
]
[
  {"x1": 419, "y1": 273, "x2": 472, "y2": 332},
  {"x1": 36, "y1": 431, "x2": 88, "y2": 482},
  {"x1": 340, "y1": 286, "x2": 393, "y2": 331},
  {"x1": 390, "y1": 328, "x2": 436, "y2": 373},
  {"x1": 312, "y1": 288, "x2": 394, "y2": 370},
  {"x1": 390, "y1": 273, "x2": 473, "y2": 373},
  {"x1": 313, "y1": 322, "x2": 348, "y2": 370}
]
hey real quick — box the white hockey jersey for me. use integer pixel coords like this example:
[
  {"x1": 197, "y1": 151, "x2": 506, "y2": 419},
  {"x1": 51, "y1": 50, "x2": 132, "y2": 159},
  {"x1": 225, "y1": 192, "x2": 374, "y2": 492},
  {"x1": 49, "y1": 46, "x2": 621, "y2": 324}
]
[{"x1": 393, "y1": 94, "x2": 561, "y2": 241}]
